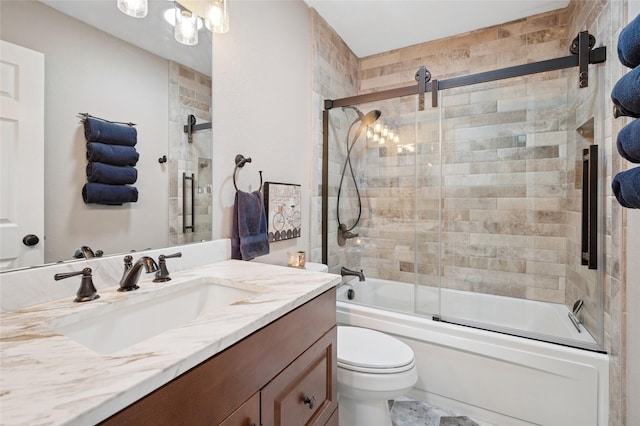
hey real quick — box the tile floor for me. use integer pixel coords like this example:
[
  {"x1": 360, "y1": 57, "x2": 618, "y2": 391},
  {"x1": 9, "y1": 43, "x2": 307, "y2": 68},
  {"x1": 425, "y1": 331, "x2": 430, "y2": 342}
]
[{"x1": 389, "y1": 396, "x2": 482, "y2": 426}]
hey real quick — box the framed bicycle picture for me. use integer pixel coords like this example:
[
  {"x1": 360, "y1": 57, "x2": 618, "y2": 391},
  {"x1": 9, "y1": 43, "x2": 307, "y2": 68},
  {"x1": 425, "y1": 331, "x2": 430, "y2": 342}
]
[{"x1": 263, "y1": 182, "x2": 302, "y2": 242}]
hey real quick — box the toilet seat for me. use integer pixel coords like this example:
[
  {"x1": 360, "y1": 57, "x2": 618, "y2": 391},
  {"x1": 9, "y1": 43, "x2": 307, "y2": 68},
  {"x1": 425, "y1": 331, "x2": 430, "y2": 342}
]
[{"x1": 337, "y1": 326, "x2": 415, "y2": 374}]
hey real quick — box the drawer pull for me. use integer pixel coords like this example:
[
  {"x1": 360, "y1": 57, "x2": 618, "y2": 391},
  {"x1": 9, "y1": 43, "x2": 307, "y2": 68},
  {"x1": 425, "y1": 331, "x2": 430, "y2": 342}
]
[{"x1": 303, "y1": 395, "x2": 316, "y2": 409}]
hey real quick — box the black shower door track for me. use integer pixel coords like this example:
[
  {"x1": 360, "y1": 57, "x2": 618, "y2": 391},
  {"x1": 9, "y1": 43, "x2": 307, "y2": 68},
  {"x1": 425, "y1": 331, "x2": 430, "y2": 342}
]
[{"x1": 321, "y1": 31, "x2": 606, "y2": 264}]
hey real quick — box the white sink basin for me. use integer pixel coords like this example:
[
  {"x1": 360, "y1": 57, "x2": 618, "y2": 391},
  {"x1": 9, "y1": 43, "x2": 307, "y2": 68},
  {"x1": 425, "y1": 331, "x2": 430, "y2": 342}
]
[{"x1": 46, "y1": 278, "x2": 261, "y2": 355}]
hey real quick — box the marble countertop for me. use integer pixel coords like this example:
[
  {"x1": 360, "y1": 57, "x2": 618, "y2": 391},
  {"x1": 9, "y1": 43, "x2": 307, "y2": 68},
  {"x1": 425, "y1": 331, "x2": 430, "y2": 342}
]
[{"x1": 0, "y1": 260, "x2": 340, "y2": 425}]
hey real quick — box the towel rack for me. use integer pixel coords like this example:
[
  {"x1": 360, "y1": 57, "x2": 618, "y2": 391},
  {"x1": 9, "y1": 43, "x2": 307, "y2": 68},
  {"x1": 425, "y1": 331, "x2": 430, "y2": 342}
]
[{"x1": 233, "y1": 154, "x2": 263, "y2": 192}]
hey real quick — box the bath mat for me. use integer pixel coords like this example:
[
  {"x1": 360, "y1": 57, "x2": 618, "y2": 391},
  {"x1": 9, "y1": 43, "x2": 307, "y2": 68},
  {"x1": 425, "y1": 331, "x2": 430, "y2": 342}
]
[
  {"x1": 390, "y1": 400, "x2": 446, "y2": 425},
  {"x1": 439, "y1": 416, "x2": 480, "y2": 426}
]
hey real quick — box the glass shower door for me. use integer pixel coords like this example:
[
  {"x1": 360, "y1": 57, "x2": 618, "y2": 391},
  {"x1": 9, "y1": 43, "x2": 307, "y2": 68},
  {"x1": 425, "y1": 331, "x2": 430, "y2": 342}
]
[{"x1": 428, "y1": 72, "x2": 604, "y2": 351}]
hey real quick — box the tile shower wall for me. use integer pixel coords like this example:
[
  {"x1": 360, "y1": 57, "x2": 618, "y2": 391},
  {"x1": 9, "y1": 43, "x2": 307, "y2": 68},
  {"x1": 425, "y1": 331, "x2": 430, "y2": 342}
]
[
  {"x1": 168, "y1": 62, "x2": 213, "y2": 245},
  {"x1": 310, "y1": 9, "x2": 359, "y2": 268}
]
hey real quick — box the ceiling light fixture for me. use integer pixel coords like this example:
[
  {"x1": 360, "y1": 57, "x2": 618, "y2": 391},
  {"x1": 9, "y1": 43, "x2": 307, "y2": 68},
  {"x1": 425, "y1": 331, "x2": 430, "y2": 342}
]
[
  {"x1": 205, "y1": 0, "x2": 229, "y2": 34},
  {"x1": 174, "y1": 2, "x2": 198, "y2": 46},
  {"x1": 117, "y1": 0, "x2": 148, "y2": 18}
]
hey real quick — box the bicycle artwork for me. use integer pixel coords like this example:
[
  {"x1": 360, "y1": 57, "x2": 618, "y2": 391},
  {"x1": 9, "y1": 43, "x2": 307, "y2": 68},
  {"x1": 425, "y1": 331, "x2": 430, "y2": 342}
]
[{"x1": 263, "y1": 182, "x2": 302, "y2": 242}]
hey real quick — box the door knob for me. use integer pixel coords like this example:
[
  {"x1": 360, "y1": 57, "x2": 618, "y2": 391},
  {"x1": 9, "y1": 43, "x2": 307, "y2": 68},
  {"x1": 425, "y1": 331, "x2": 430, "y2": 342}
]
[{"x1": 22, "y1": 234, "x2": 40, "y2": 246}]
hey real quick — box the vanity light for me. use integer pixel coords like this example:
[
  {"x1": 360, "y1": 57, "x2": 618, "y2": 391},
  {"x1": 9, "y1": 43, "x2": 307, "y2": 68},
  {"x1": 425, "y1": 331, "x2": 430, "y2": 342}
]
[
  {"x1": 117, "y1": 0, "x2": 148, "y2": 18},
  {"x1": 175, "y1": 3, "x2": 199, "y2": 46},
  {"x1": 205, "y1": 0, "x2": 229, "y2": 34}
]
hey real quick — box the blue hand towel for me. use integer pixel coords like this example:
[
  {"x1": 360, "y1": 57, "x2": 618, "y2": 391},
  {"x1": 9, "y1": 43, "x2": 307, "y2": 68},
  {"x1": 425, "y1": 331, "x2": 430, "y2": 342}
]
[
  {"x1": 86, "y1": 162, "x2": 137, "y2": 185},
  {"x1": 84, "y1": 117, "x2": 137, "y2": 146},
  {"x1": 612, "y1": 167, "x2": 640, "y2": 208},
  {"x1": 617, "y1": 119, "x2": 640, "y2": 163},
  {"x1": 618, "y1": 13, "x2": 640, "y2": 68},
  {"x1": 86, "y1": 142, "x2": 139, "y2": 166},
  {"x1": 231, "y1": 190, "x2": 270, "y2": 261},
  {"x1": 611, "y1": 66, "x2": 640, "y2": 118},
  {"x1": 82, "y1": 183, "x2": 138, "y2": 205}
]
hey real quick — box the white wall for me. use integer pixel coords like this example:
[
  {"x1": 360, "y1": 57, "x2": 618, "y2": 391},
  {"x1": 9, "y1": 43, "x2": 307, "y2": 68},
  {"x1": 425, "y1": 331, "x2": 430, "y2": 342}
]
[
  {"x1": 211, "y1": 0, "x2": 312, "y2": 266},
  {"x1": 1, "y1": 1, "x2": 169, "y2": 263}
]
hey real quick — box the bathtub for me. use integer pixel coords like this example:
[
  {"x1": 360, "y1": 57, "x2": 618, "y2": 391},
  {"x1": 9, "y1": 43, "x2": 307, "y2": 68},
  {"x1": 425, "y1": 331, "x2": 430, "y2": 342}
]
[{"x1": 336, "y1": 278, "x2": 609, "y2": 426}]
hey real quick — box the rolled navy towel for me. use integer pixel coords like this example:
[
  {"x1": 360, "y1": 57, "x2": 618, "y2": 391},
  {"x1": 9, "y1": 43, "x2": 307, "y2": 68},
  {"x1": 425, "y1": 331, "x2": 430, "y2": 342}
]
[
  {"x1": 618, "y1": 13, "x2": 640, "y2": 68},
  {"x1": 86, "y1": 162, "x2": 137, "y2": 185},
  {"x1": 86, "y1": 142, "x2": 139, "y2": 166},
  {"x1": 617, "y1": 119, "x2": 640, "y2": 163},
  {"x1": 84, "y1": 116, "x2": 137, "y2": 146},
  {"x1": 612, "y1": 167, "x2": 640, "y2": 208},
  {"x1": 611, "y1": 66, "x2": 640, "y2": 118},
  {"x1": 82, "y1": 183, "x2": 138, "y2": 205}
]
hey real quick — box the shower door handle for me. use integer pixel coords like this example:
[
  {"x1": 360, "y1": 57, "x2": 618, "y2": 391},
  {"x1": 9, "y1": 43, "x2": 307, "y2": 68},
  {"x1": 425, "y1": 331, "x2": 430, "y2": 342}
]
[
  {"x1": 183, "y1": 172, "x2": 195, "y2": 233},
  {"x1": 581, "y1": 145, "x2": 598, "y2": 269}
]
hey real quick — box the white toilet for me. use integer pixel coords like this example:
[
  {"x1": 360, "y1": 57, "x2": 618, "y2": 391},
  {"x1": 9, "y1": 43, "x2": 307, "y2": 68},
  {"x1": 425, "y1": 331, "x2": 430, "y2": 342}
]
[{"x1": 337, "y1": 326, "x2": 418, "y2": 426}]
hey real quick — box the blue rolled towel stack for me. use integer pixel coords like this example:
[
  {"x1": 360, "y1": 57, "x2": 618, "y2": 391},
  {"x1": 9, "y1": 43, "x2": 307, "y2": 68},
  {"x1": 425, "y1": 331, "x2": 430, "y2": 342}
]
[
  {"x1": 612, "y1": 14, "x2": 640, "y2": 209},
  {"x1": 81, "y1": 115, "x2": 139, "y2": 205}
]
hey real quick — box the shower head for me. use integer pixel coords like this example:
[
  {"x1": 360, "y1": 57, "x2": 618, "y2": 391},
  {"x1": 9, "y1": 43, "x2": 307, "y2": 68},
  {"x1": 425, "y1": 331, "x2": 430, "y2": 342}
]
[
  {"x1": 361, "y1": 109, "x2": 382, "y2": 126},
  {"x1": 342, "y1": 106, "x2": 382, "y2": 127}
]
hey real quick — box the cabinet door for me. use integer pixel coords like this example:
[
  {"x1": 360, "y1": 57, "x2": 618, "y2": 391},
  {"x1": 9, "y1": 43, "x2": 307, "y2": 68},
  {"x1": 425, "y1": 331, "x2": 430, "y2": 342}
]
[
  {"x1": 261, "y1": 327, "x2": 337, "y2": 426},
  {"x1": 219, "y1": 393, "x2": 260, "y2": 426}
]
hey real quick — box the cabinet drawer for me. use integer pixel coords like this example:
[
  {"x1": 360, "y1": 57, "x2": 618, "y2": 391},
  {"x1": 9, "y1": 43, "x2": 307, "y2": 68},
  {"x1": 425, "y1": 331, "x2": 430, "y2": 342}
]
[
  {"x1": 261, "y1": 327, "x2": 337, "y2": 426},
  {"x1": 219, "y1": 392, "x2": 260, "y2": 426}
]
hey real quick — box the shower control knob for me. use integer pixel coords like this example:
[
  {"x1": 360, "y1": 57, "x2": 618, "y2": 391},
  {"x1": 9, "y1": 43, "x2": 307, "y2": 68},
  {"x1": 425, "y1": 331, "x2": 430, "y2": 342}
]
[{"x1": 22, "y1": 234, "x2": 40, "y2": 246}]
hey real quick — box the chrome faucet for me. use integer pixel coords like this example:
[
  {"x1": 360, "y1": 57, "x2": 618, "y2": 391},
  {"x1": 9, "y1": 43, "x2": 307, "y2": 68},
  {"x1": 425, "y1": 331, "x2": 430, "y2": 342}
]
[
  {"x1": 341, "y1": 266, "x2": 365, "y2": 282},
  {"x1": 118, "y1": 256, "x2": 159, "y2": 292}
]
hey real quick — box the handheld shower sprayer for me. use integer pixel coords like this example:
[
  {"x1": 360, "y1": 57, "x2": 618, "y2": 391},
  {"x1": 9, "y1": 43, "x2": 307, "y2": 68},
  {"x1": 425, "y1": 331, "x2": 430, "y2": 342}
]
[{"x1": 337, "y1": 106, "x2": 382, "y2": 246}]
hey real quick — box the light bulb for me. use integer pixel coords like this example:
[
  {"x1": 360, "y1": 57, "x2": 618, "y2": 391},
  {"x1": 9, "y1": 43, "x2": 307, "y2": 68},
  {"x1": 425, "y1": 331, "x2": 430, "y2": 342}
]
[
  {"x1": 205, "y1": 0, "x2": 229, "y2": 33},
  {"x1": 366, "y1": 128, "x2": 373, "y2": 139},
  {"x1": 374, "y1": 122, "x2": 382, "y2": 133},
  {"x1": 382, "y1": 126, "x2": 388, "y2": 137},
  {"x1": 175, "y1": 6, "x2": 198, "y2": 46},
  {"x1": 379, "y1": 137, "x2": 385, "y2": 145},
  {"x1": 373, "y1": 133, "x2": 379, "y2": 142},
  {"x1": 394, "y1": 135, "x2": 400, "y2": 143},
  {"x1": 117, "y1": 0, "x2": 147, "y2": 18}
]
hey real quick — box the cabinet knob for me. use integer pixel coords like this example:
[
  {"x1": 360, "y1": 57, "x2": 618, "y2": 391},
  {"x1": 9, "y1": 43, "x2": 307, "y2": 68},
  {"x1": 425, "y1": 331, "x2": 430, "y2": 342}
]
[{"x1": 303, "y1": 395, "x2": 315, "y2": 409}]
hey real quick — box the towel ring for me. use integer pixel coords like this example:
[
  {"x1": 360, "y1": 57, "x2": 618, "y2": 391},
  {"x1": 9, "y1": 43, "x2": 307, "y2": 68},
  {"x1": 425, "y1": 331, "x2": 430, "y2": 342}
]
[{"x1": 233, "y1": 154, "x2": 263, "y2": 192}]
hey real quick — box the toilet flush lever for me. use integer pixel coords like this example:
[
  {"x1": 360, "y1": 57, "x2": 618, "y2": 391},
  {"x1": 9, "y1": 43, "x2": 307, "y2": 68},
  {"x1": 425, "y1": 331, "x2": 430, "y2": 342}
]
[{"x1": 303, "y1": 395, "x2": 316, "y2": 409}]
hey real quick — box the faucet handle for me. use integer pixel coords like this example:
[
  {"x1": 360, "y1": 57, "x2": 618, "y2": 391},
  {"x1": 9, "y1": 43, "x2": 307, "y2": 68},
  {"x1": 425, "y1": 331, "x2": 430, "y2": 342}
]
[
  {"x1": 54, "y1": 267, "x2": 100, "y2": 303},
  {"x1": 153, "y1": 252, "x2": 182, "y2": 283}
]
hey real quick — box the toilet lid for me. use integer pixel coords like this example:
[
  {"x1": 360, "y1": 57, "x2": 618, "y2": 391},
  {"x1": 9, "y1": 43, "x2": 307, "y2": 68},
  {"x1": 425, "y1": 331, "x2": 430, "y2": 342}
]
[{"x1": 337, "y1": 326, "x2": 415, "y2": 373}]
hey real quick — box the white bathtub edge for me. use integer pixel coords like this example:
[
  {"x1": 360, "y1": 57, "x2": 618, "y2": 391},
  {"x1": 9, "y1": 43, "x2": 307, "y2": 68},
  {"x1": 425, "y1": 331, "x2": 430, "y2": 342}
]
[{"x1": 337, "y1": 301, "x2": 609, "y2": 426}]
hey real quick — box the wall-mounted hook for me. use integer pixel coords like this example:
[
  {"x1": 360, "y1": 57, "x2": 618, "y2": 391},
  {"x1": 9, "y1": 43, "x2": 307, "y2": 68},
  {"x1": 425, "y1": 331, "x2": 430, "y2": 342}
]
[{"x1": 158, "y1": 155, "x2": 167, "y2": 164}]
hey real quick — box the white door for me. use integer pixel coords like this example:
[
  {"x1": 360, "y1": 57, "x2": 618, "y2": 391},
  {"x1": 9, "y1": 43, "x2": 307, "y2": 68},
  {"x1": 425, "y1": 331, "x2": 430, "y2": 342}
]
[{"x1": 0, "y1": 40, "x2": 45, "y2": 270}]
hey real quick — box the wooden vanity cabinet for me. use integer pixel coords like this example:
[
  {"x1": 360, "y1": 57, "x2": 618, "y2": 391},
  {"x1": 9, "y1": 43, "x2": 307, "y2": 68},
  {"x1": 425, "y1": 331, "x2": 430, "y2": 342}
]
[{"x1": 100, "y1": 288, "x2": 337, "y2": 426}]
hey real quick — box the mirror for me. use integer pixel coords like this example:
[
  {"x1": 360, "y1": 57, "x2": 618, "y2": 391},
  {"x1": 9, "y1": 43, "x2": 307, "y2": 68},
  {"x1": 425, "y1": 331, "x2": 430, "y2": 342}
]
[{"x1": 0, "y1": 0, "x2": 213, "y2": 271}]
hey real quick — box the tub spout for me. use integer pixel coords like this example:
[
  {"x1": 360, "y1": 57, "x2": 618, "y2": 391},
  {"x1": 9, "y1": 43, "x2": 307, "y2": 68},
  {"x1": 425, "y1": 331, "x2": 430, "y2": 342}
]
[{"x1": 341, "y1": 266, "x2": 365, "y2": 282}]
